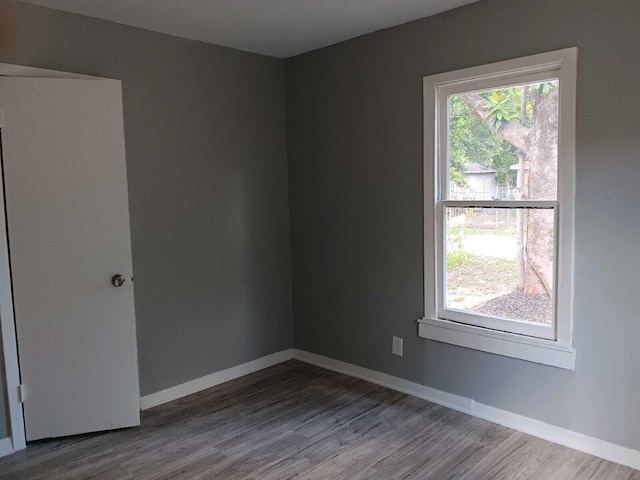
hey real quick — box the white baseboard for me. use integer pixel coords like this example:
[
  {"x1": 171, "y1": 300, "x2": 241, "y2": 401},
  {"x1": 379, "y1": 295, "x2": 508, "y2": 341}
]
[
  {"x1": 140, "y1": 349, "x2": 294, "y2": 410},
  {"x1": 293, "y1": 349, "x2": 640, "y2": 471},
  {"x1": 0, "y1": 437, "x2": 15, "y2": 458}
]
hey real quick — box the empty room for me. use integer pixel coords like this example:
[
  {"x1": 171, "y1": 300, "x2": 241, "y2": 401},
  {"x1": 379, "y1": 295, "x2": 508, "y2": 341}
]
[{"x1": 0, "y1": 0, "x2": 638, "y2": 478}]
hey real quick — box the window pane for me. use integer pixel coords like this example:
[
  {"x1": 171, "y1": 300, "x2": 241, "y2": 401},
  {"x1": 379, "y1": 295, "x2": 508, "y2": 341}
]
[
  {"x1": 447, "y1": 80, "x2": 559, "y2": 201},
  {"x1": 445, "y1": 207, "x2": 555, "y2": 326}
]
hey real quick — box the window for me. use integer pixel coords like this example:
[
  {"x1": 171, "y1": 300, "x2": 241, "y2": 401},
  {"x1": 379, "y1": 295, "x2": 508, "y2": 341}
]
[{"x1": 419, "y1": 49, "x2": 577, "y2": 369}]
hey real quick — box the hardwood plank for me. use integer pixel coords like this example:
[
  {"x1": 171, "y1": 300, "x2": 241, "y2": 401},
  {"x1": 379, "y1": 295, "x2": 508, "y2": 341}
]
[
  {"x1": 293, "y1": 439, "x2": 389, "y2": 480},
  {"x1": 120, "y1": 432, "x2": 228, "y2": 479},
  {"x1": 462, "y1": 416, "x2": 514, "y2": 449},
  {"x1": 544, "y1": 448, "x2": 590, "y2": 480},
  {"x1": 91, "y1": 466, "x2": 134, "y2": 480},
  {"x1": 571, "y1": 456, "x2": 625, "y2": 480},
  {"x1": 246, "y1": 390, "x2": 409, "y2": 479},
  {"x1": 0, "y1": 361, "x2": 636, "y2": 480},
  {"x1": 287, "y1": 402, "x2": 451, "y2": 480},
  {"x1": 373, "y1": 419, "x2": 470, "y2": 478},
  {"x1": 516, "y1": 443, "x2": 573, "y2": 479},
  {"x1": 213, "y1": 375, "x2": 368, "y2": 457},
  {"x1": 291, "y1": 385, "x2": 398, "y2": 438},
  {"x1": 460, "y1": 431, "x2": 551, "y2": 479},
  {"x1": 406, "y1": 438, "x2": 491, "y2": 480},
  {"x1": 618, "y1": 465, "x2": 640, "y2": 480}
]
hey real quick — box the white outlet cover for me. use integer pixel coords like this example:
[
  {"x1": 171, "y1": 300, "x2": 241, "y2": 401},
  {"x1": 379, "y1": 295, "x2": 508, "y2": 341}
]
[{"x1": 392, "y1": 336, "x2": 403, "y2": 356}]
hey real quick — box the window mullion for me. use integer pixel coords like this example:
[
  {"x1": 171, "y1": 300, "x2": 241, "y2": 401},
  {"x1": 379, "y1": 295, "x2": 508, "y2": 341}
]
[{"x1": 441, "y1": 200, "x2": 556, "y2": 209}]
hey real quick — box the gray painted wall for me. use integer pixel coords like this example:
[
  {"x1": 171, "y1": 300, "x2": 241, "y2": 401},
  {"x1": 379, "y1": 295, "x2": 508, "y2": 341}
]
[
  {"x1": 286, "y1": 0, "x2": 640, "y2": 451},
  {"x1": 0, "y1": 0, "x2": 292, "y2": 438},
  {"x1": 0, "y1": 333, "x2": 7, "y2": 438}
]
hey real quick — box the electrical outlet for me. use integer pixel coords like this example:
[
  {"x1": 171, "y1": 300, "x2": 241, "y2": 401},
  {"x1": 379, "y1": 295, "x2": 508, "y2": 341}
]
[{"x1": 392, "y1": 336, "x2": 403, "y2": 356}]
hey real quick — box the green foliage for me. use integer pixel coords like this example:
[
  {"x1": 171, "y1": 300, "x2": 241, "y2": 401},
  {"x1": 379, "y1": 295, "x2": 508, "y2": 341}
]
[
  {"x1": 449, "y1": 164, "x2": 467, "y2": 186},
  {"x1": 448, "y1": 250, "x2": 472, "y2": 270},
  {"x1": 530, "y1": 81, "x2": 555, "y2": 94},
  {"x1": 492, "y1": 144, "x2": 518, "y2": 185},
  {"x1": 446, "y1": 226, "x2": 473, "y2": 270},
  {"x1": 448, "y1": 95, "x2": 518, "y2": 186},
  {"x1": 483, "y1": 92, "x2": 513, "y2": 129},
  {"x1": 448, "y1": 82, "x2": 557, "y2": 187}
]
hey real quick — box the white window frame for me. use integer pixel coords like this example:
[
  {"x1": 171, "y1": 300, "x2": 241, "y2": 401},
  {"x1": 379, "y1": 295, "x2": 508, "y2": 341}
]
[{"x1": 419, "y1": 48, "x2": 577, "y2": 369}]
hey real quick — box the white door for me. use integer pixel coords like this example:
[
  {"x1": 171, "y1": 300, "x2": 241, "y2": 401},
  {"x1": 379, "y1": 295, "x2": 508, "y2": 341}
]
[{"x1": 0, "y1": 76, "x2": 140, "y2": 441}]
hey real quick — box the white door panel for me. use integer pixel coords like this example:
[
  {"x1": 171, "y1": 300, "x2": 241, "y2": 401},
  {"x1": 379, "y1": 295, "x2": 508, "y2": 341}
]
[{"x1": 0, "y1": 77, "x2": 140, "y2": 440}]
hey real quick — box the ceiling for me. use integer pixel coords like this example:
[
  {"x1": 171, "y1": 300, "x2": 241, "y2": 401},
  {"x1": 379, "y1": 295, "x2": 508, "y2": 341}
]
[{"x1": 22, "y1": 0, "x2": 480, "y2": 58}]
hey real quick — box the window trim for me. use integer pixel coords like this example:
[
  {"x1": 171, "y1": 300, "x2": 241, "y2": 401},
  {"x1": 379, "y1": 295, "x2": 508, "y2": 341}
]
[{"x1": 420, "y1": 48, "x2": 577, "y2": 369}]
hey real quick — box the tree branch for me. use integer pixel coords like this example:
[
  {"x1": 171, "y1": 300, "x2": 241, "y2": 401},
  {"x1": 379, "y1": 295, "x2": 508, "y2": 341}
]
[{"x1": 459, "y1": 92, "x2": 531, "y2": 152}]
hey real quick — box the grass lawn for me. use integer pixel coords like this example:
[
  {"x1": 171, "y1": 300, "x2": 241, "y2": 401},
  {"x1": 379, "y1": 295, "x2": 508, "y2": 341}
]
[{"x1": 447, "y1": 255, "x2": 519, "y2": 309}]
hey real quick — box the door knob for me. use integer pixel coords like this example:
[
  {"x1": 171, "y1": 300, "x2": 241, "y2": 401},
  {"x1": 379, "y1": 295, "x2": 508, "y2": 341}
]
[{"x1": 111, "y1": 274, "x2": 126, "y2": 287}]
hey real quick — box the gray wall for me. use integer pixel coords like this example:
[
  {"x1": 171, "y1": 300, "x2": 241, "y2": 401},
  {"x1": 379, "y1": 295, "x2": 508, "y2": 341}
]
[
  {"x1": 286, "y1": 0, "x2": 640, "y2": 451},
  {"x1": 0, "y1": 333, "x2": 6, "y2": 438},
  {"x1": 0, "y1": 0, "x2": 292, "y2": 438}
]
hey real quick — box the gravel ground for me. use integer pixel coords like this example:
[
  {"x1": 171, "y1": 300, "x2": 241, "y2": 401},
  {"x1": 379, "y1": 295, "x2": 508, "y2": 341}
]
[{"x1": 472, "y1": 289, "x2": 552, "y2": 325}]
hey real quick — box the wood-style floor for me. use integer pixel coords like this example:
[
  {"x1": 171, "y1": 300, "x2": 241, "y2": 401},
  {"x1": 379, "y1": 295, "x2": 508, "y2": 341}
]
[{"x1": 0, "y1": 360, "x2": 637, "y2": 479}]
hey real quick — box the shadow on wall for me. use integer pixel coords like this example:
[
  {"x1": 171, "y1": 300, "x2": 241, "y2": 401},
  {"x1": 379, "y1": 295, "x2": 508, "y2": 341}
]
[{"x1": 0, "y1": 2, "x2": 15, "y2": 54}]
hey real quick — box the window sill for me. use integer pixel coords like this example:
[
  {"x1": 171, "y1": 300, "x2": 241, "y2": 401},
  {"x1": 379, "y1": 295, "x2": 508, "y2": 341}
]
[{"x1": 418, "y1": 317, "x2": 575, "y2": 370}]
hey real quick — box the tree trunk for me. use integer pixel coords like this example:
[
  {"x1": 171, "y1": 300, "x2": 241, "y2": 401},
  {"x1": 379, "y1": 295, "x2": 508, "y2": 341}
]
[
  {"x1": 516, "y1": 88, "x2": 527, "y2": 289},
  {"x1": 521, "y1": 88, "x2": 557, "y2": 296},
  {"x1": 516, "y1": 152, "x2": 526, "y2": 289},
  {"x1": 461, "y1": 87, "x2": 558, "y2": 297}
]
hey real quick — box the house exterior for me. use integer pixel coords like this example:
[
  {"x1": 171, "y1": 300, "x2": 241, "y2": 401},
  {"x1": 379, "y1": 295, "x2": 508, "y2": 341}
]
[
  {"x1": 464, "y1": 162, "x2": 497, "y2": 196},
  {"x1": 451, "y1": 162, "x2": 497, "y2": 200}
]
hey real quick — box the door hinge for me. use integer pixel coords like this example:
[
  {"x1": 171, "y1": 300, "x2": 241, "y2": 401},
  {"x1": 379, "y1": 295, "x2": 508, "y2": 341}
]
[{"x1": 17, "y1": 384, "x2": 25, "y2": 403}]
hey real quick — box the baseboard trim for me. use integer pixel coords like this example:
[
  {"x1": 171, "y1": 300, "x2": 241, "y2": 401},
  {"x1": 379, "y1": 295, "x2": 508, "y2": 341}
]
[
  {"x1": 0, "y1": 437, "x2": 15, "y2": 458},
  {"x1": 293, "y1": 349, "x2": 640, "y2": 471},
  {"x1": 140, "y1": 349, "x2": 294, "y2": 410}
]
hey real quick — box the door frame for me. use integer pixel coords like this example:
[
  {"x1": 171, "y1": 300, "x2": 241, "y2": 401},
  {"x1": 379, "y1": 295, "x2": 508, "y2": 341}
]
[{"x1": 0, "y1": 63, "x2": 119, "y2": 454}]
